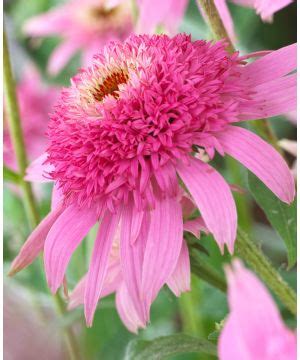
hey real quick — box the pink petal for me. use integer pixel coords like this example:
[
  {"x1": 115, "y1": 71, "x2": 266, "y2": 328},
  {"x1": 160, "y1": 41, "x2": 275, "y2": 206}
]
[
  {"x1": 116, "y1": 283, "x2": 146, "y2": 333},
  {"x1": 25, "y1": 153, "x2": 54, "y2": 183},
  {"x1": 84, "y1": 210, "x2": 120, "y2": 326},
  {"x1": 136, "y1": 0, "x2": 187, "y2": 34},
  {"x1": 215, "y1": 126, "x2": 295, "y2": 203},
  {"x1": 120, "y1": 200, "x2": 148, "y2": 323},
  {"x1": 69, "y1": 261, "x2": 121, "y2": 310},
  {"x1": 183, "y1": 216, "x2": 208, "y2": 238},
  {"x1": 8, "y1": 205, "x2": 64, "y2": 276},
  {"x1": 218, "y1": 314, "x2": 251, "y2": 360},
  {"x1": 167, "y1": 240, "x2": 190, "y2": 296},
  {"x1": 44, "y1": 204, "x2": 98, "y2": 293},
  {"x1": 48, "y1": 40, "x2": 80, "y2": 75},
  {"x1": 177, "y1": 158, "x2": 237, "y2": 253},
  {"x1": 181, "y1": 193, "x2": 197, "y2": 219},
  {"x1": 51, "y1": 182, "x2": 64, "y2": 210},
  {"x1": 219, "y1": 260, "x2": 297, "y2": 359},
  {"x1": 141, "y1": 195, "x2": 183, "y2": 315},
  {"x1": 23, "y1": 10, "x2": 67, "y2": 37},
  {"x1": 242, "y1": 43, "x2": 296, "y2": 87},
  {"x1": 240, "y1": 74, "x2": 296, "y2": 119}
]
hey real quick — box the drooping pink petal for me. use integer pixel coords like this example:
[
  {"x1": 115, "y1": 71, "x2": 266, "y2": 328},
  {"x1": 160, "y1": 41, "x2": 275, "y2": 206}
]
[
  {"x1": 218, "y1": 260, "x2": 297, "y2": 359},
  {"x1": 241, "y1": 43, "x2": 296, "y2": 87},
  {"x1": 167, "y1": 240, "x2": 191, "y2": 296},
  {"x1": 68, "y1": 260, "x2": 121, "y2": 310},
  {"x1": 44, "y1": 204, "x2": 98, "y2": 293},
  {"x1": 215, "y1": 126, "x2": 295, "y2": 203},
  {"x1": 120, "y1": 200, "x2": 148, "y2": 323},
  {"x1": 141, "y1": 195, "x2": 183, "y2": 315},
  {"x1": 84, "y1": 210, "x2": 120, "y2": 326},
  {"x1": 116, "y1": 283, "x2": 146, "y2": 333},
  {"x1": 177, "y1": 157, "x2": 237, "y2": 253},
  {"x1": 48, "y1": 40, "x2": 81, "y2": 75},
  {"x1": 25, "y1": 153, "x2": 54, "y2": 183},
  {"x1": 183, "y1": 216, "x2": 208, "y2": 238},
  {"x1": 8, "y1": 205, "x2": 64, "y2": 276}
]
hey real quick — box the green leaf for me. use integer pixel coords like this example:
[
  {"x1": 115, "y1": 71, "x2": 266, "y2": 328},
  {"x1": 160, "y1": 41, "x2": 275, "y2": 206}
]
[
  {"x1": 124, "y1": 334, "x2": 217, "y2": 360},
  {"x1": 3, "y1": 166, "x2": 21, "y2": 184},
  {"x1": 247, "y1": 172, "x2": 296, "y2": 268}
]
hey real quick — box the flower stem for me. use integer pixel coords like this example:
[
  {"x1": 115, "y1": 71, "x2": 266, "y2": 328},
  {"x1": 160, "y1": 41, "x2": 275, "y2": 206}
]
[
  {"x1": 54, "y1": 293, "x2": 82, "y2": 360},
  {"x1": 190, "y1": 249, "x2": 227, "y2": 292},
  {"x1": 4, "y1": 25, "x2": 81, "y2": 360},
  {"x1": 196, "y1": 0, "x2": 234, "y2": 53},
  {"x1": 236, "y1": 228, "x2": 296, "y2": 316},
  {"x1": 3, "y1": 29, "x2": 39, "y2": 229}
]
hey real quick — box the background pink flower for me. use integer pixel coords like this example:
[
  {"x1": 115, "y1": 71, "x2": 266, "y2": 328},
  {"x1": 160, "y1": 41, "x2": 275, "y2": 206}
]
[
  {"x1": 136, "y1": 0, "x2": 293, "y2": 43},
  {"x1": 24, "y1": 0, "x2": 134, "y2": 75},
  {"x1": 218, "y1": 260, "x2": 296, "y2": 360},
  {"x1": 4, "y1": 66, "x2": 59, "y2": 171}
]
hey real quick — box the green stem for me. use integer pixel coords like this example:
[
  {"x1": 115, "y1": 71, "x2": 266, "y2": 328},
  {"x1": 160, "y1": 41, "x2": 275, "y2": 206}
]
[
  {"x1": 4, "y1": 26, "x2": 81, "y2": 360},
  {"x1": 4, "y1": 165, "x2": 22, "y2": 184},
  {"x1": 54, "y1": 293, "x2": 82, "y2": 360},
  {"x1": 3, "y1": 29, "x2": 39, "y2": 228},
  {"x1": 236, "y1": 228, "x2": 296, "y2": 316},
  {"x1": 196, "y1": 0, "x2": 234, "y2": 53},
  {"x1": 190, "y1": 250, "x2": 227, "y2": 292}
]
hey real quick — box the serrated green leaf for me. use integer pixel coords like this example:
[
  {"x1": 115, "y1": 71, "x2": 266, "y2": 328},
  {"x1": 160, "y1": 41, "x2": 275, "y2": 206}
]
[
  {"x1": 124, "y1": 334, "x2": 217, "y2": 360},
  {"x1": 247, "y1": 172, "x2": 296, "y2": 268}
]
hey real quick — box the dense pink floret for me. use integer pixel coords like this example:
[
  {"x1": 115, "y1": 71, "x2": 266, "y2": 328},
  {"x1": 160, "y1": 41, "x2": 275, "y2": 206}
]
[{"x1": 46, "y1": 34, "x2": 246, "y2": 209}]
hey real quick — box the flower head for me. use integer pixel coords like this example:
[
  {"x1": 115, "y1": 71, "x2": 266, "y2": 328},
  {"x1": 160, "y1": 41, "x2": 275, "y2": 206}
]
[
  {"x1": 24, "y1": 0, "x2": 134, "y2": 75},
  {"x1": 218, "y1": 260, "x2": 296, "y2": 360},
  {"x1": 10, "y1": 34, "x2": 295, "y2": 329}
]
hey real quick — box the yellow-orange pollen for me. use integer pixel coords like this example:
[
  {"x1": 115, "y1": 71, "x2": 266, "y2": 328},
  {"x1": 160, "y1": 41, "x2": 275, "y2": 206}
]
[
  {"x1": 92, "y1": 70, "x2": 129, "y2": 102},
  {"x1": 87, "y1": 6, "x2": 118, "y2": 21}
]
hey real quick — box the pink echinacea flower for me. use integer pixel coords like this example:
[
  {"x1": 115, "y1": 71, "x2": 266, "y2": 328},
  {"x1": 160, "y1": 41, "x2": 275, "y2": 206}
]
[
  {"x1": 10, "y1": 34, "x2": 295, "y2": 329},
  {"x1": 219, "y1": 260, "x2": 296, "y2": 360},
  {"x1": 24, "y1": 0, "x2": 134, "y2": 75}
]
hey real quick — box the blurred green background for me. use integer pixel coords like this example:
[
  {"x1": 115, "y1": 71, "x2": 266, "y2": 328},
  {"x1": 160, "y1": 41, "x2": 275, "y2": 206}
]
[{"x1": 3, "y1": 1, "x2": 296, "y2": 359}]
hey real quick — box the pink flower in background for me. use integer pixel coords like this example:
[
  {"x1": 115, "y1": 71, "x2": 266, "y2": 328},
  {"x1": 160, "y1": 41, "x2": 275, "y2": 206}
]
[
  {"x1": 136, "y1": 0, "x2": 188, "y2": 34},
  {"x1": 24, "y1": 0, "x2": 134, "y2": 75},
  {"x1": 136, "y1": 0, "x2": 293, "y2": 42},
  {"x1": 10, "y1": 34, "x2": 295, "y2": 329},
  {"x1": 218, "y1": 260, "x2": 296, "y2": 360},
  {"x1": 4, "y1": 67, "x2": 59, "y2": 170}
]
